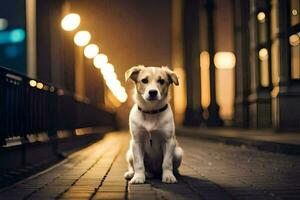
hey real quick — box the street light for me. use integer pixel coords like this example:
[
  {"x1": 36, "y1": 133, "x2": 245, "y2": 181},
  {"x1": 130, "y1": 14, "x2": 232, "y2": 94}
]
[
  {"x1": 61, "y1": 13, "x2": 80, "y2": 31},
  {"x1": 101, "y1": 63, "x2": 115, "y2": 77},
  {"x1": 29, "y1": 80, "x2": 37, "y2": 87},
  {"x1": 258, "y1": 48, "x2": 268, "y2": 61},
  {"x1": 214, "y1": 52, "x2": 236, "y2": 69},
  {"x1": 93, "y1": 54, "x2": 108, "y2": 69},
  {"x1": 104, "y1": 72, "x2": 117, "y2": 82},
  {"x1": 36, "y1": 82, "x2": 44, "y2": 89},
  {"x1": 84, "y1": 44, "x2": 99, "y2": 59},
  {"x1": 257, "y1": 12, "x2": 266, "y2": 23},
  {"x1": 74, "y1": 31, "x2": 91, "y2": 46}
]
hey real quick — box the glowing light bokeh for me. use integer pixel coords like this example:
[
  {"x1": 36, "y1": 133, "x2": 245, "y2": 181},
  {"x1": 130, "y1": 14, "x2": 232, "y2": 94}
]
[
  {"x1": 29, "y1": 80, "x2": 37, "y2": 87},
  {"x1": 100, "y1": 63, "x2": 127, "y2": 102},
  {"x1": 74, "y1": 31, "x2": 91, "y2": 46},
  {"x1": 259, "y1": 48, "x2": 268, "y2": 61},
  {"x1": 36, "y1": 82, "x2": 44, "y2": 89},
  {"x1": 289, "y1": 34, "x2": 300, "y2": 46},
  {"x1": 93, "y1": 54, "x2": 108, "y2": 69},
  {"x1": 200, "y1": 51, "x2": 211, "y2": 108},
  {"x1": 214, "y1": 52, "x2": 236, "y2": 69},
  {"x1": 9, "y1": 29, "x2": 26, "y2": 43},
  {"x1": 84, "y1": 44, "x2": 99, "y2": 59},
  {"x1": 257, "y1": 12, "x2": 266, "y2": 23},
  {"x1": 61, "y1": 13, "x2": 80, "y2": 31}
]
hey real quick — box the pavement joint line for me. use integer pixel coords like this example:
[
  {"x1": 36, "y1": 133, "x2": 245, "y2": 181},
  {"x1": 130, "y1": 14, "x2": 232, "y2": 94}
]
[
  {"x1": 0, "y1": 136, "x2": 108, "y2": 194},
  {"x1": 0, "y1": 155, "x2": 69, "y2": 194},
  {"x1": 54, "y1": 140, "x2": 120, "y2": 200},
  {"x1": 21, "y1": 136, "x2": 116, "y2": 200},
  {"x1": 23, "y1": 150, "x2": 98, "y2": 200},
  {"x1": 124, "y1": 180, "x2": 129, "y2": 200},
  {"x1": 89, "y1": 138, "x2": 125, "y2": 200}
]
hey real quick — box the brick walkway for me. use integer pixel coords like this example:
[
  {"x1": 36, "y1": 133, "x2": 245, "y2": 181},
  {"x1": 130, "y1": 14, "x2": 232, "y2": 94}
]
[{"x1": 1, "y1": 131, "x2": 300, "y2": 200}]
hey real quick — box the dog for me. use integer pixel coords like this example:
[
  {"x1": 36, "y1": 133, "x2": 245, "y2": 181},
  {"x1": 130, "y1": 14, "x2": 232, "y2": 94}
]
[{"x1": 124, "y1": 65, "x2": 183, "y2": 184}]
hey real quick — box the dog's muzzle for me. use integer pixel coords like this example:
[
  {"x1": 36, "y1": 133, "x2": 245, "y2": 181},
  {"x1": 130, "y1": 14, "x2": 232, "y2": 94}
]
[{"x1": 147, "y1": 90, "x2": 158, "y2": 101}]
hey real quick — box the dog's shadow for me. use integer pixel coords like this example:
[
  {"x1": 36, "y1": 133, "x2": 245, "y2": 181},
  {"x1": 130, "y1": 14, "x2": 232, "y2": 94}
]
[{"x1": 145, "y1": 174, "x2": 232, "y2": 200}]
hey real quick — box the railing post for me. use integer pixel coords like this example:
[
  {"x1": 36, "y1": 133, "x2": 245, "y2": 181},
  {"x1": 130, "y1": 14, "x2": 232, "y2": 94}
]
[{"x1": 0, "y1": 70, "x2": 6, "y2": 146}]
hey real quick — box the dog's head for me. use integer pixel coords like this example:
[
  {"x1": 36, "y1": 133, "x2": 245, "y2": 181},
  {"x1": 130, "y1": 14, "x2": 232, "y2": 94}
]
[{"x1": 125, "y1": 65, "x2": 179, "y2": 102}]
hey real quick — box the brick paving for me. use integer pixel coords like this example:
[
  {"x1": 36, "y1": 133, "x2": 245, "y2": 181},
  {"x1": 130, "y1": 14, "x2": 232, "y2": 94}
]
[{"x1": 0, "y1": 131, "x2": 300, "y2": 200}]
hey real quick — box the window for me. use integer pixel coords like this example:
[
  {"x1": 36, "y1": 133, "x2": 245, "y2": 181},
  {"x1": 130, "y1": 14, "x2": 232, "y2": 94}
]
[
  {"x1": 271, "y1": 0, "x2": 279, "y2": 37},
  {"x1": 289, "y1": 0, "x2": 300, "y2": 80},
  {"x1": 256, "y1": 7, "x2": 271, "y2": 87},
  {"x1": 290, "y1": 0, "x2": 300, "y2": 26},
  {"x1": 271, "y1": 39, "x2": 280, "y2": 84},
  {"x1": 289, "y1": 33, "x2": 300, "y2": 79},
  {"x1": 257, "y1": 11, "x2": 268, "y2": 44},
  {"x1": 259, "y1": 48, "x2": 270, "y2": 87},
  {"x1": 271, "y1": 0, "x2": 280, "y2": 85}
]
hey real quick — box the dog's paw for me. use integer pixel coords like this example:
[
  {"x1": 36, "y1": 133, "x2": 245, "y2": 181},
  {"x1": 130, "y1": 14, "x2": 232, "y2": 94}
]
[
  {"x1": 124, "y1": 171, "x2": 134, "y2": 180},
  {"x1": 129, "y1": 174, "x2": 145, "y2": 184},
  {"x1": 162, "y1": 170, "x2": 177, "y2": 184}
]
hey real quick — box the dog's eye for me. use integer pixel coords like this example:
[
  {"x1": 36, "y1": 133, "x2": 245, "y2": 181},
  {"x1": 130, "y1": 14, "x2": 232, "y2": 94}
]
[
  {"x1": 158, "y1": 79, "x2": 165, "y2": 85},
  {"x1": 141, "y1": 78, "x2": 148, "y2": 84}
]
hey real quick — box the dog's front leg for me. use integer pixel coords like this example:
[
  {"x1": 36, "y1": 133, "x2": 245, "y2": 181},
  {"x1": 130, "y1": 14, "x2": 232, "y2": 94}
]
[
  {"x1": 130, "y1": 140, "x2": 146, "y2": 184},
  {"x1": 162, "y1": 137, "x2": 177, "y2": 183}
]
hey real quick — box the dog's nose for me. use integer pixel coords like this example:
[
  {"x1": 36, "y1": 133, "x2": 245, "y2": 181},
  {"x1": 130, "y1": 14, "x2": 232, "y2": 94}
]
[{"x1": 148, "y1": 90, "x2": 158, "y2": 98}]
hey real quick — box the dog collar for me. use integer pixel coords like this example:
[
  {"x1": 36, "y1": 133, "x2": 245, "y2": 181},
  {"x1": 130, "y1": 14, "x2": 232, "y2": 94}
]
[{"x1": 138, "y1": 104, "x2": 168, "y2": 114}]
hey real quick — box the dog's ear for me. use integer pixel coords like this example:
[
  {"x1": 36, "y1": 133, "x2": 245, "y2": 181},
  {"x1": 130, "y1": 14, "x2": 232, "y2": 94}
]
[
  {"x1": 162, "y1": 66, "x2": 179, "y2": 86},
  {"x1": 125, "y1": 65, "x2": 144, "y2": 82}
]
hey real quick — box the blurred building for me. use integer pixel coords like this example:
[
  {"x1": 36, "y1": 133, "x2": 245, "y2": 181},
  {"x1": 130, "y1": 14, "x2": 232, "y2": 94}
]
[
  {"x1": 0, "y1": 0, "x2": 299, "y2": 131},
  {"x1": 172, "y1": 0, "x2": 300, "y2": 132}
]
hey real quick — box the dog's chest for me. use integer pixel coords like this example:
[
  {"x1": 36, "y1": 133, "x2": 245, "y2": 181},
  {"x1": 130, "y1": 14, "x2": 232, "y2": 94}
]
[{"x1": 142, "y1": 114, "x2": 163, "y2": 132}]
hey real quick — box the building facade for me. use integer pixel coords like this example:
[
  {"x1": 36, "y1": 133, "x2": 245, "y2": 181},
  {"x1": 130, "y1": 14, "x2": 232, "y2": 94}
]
[
  {"x1": 234, "y1": 0, "x2": 300, "y2": 131},
  {"x1": 172, "y1": 0, "x2": 300, "y2": 132}
]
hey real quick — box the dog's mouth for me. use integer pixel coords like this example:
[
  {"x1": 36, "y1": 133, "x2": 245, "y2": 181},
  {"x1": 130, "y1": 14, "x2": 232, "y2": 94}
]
[{"x1": 146, "y1": 97, "x2": 158, "y2": 101}]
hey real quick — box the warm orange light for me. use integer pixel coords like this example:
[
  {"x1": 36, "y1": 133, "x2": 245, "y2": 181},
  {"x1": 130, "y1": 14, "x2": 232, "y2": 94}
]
[
  {"x1": 289, "y1": 34, "x2": 300, "y2": 46},
  {"x1": 106, "y1": 81, "x2": 127, "y2": 103},
  {"x1": 99, "y1": 63, "x2": 128, "y2": 103},
  {"x1": 200, "y1": 51, "x2": 211, "y2": 108},
  {"x1": 200, "y1": 51, "x2": 210, "y2": 69},
  {"x1": 74, "y1": 31, "x2": 91, "y2": 46},
  {"x1": 216, "y1": 68, "x2": 235, "y2": 120},
  {"x1": 84, "y1": 44, "x2": 99, "y2": 59},
  {"x1": 292, "y1": 9, "x2": 298, "y2": 16},
  {"x1": 106, "y1": 90, "x2": 122, "y2": 108},
  {"x1": 101, "y1": 63, "x2": 115, "y2": 76},
  {"x1": 103, "y1": 72, "x2": 117, "y2": 83},
  {"x1": 29, "y1": 80, "x2": 37, "y2": 87},
  {"x1": 214, "y1": 52, "x2": 236, "y2": 69},
  {"x1": 259, "y1": 48, "x2": 268, "y2": 61},
  {"x1": 61, "y1": 13, "x2": 80, "y2": 31},
  {"x1": 257, "y1": 12, "x2": 266, "y2": 23},
  {"x1": 173, "y1": 67, "x2": 186, "y2": 115},
  {"x1": 36, "y1": 82, "x2": 43, "y2": 89},
  {"x1": 93, "y1": 54, "x2": 108, "y2": 69}
]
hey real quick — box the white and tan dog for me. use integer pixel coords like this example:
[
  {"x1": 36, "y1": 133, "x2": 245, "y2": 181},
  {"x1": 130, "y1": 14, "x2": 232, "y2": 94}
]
[{"x1": 124, "y1": 65, "x2": 183, "y2": 184}]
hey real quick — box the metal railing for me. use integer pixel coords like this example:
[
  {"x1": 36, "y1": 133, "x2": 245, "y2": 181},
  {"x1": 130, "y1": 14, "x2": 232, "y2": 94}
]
[{"x1": 0, "y1": 66, "x2": 115, "y2": 146}]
